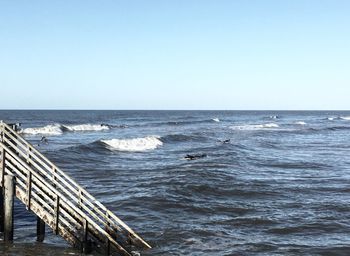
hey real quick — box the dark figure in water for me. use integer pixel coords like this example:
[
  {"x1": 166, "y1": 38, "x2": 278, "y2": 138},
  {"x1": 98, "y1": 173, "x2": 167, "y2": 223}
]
[
  {"x1": 222, "y1": 139, "x2": 230, "y2": 144},
  {"x1": 41, "y1": 136, "x2": 48, "y2": 144},
  {"x1": 38, "y1": 136, "x2": 48, "y2": 146},
  {"x1": 184, "y1": 154, "x2": 207, "y2": 160},
  {"x1": 101, "y1": 123, "x2": 127, "y2": 129}
]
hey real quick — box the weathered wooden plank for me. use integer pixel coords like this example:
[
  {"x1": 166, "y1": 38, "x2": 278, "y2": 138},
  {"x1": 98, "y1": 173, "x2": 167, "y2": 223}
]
[
  {"x1": 26, "y1": 170, "x2": 32, "y2": 210},
  {"x1": 54, "y1": 195, "x2": 60, "y2": 235},
  {"x1": 0, "y1": 147, "x2": 5, "y2": 187}
]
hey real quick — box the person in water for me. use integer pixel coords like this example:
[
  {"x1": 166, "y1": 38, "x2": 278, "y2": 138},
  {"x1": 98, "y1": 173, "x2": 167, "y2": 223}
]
[
  {"x1": 38, "y1": 136, "x2": 48, "y2": 146},
  {"x1": 184, "y1": 154, "x2": 207, "y2": 160}
]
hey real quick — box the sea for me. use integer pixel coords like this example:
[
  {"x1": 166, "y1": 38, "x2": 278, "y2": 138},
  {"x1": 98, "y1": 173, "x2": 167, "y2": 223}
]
[{"x1": 1, "y1": 110, "x2": 350, "y2": 256}]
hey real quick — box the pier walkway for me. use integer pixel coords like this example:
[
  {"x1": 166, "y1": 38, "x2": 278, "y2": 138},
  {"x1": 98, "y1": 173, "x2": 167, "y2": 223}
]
[{"x1": 0, "y1": 121, "x2": 151, "y2": 255}]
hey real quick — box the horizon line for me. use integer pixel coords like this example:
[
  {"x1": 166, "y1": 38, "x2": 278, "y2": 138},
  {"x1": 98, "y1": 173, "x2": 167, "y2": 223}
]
[{"x1": 1, "y1": 109, "x2": 350, "y2": 112}]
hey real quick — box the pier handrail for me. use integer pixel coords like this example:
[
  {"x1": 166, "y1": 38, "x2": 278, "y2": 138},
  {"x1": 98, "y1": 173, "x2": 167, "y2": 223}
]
[{"x1": 0, "y1": 121, "x2": 151, "y2": 254}]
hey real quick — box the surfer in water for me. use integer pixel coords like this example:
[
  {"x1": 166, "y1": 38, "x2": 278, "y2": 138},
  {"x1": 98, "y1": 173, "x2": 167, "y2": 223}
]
[
  {"x1": 217, "y1": 139, "x2": 230, "y2": 144},
  {"x1": 38, "y1": 136, "x2": 48, "y2": 146},
  {"x1": 101, "y1": 123, "x2": 127, "y2": 129},
  {"x1": 184, "y1": 154, "x2": 207, "y2": 160}
]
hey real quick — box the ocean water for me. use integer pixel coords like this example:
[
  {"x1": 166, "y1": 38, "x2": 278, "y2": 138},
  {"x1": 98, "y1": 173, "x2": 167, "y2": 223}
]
[{"x1": 1, "y1": 110, "x2": 350, "y2": 256}]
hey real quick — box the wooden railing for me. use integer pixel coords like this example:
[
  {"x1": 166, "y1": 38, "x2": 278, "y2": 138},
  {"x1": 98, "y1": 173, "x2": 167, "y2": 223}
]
[{"x1": 0, "y1": 121, "x2": 151, "y2": 255}]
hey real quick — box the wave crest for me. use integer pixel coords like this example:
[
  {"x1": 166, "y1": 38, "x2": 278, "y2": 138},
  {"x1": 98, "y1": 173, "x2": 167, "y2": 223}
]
[
  {"x1": 101, "y1": 136, "x2": 163, "y2": 152},
  {"x1": 230, "y1": 123, "x2": 279, "y2": 130},
  {"x1": 20, "y1": 124, "x2": 63, "y2": 135},
  {"x1": 20, "y1": 123, "x2": 111, "y2": 135},
  {"x1": 64, "y1": 124, "x2": 109, "y2": 132}
]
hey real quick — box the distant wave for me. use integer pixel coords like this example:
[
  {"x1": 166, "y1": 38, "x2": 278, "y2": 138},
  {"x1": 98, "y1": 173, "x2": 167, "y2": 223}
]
[
  {"x1": 20, "y1": 123, "x2": 112, "y2": 135},
  {"x1": 325, "y1": 116, "x2": 350, "y2": 121},
  {"x1": 324, "y1": 126, "x2": 350, "y2": 131},
  {"x1": 262, "y1": 115, "x2": 280, "y2": 120},
  {"x1": 101, "y1": 136, "x2": 163, "y2": 152},
  {"x1": 144, "y1": 118, "x2": 222, "y2": 127},
  {"x1": 230, "y1": 123, "x2": 279, "y2": 131},
  {"x1": 295, "y1": 121, "x2": 307, "y2": 125},
  {"x1": 161, "y1": 133, "x2": 208, "y2": 143}
]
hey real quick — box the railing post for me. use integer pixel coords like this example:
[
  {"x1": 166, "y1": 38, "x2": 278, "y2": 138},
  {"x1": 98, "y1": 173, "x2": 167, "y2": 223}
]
[
  {"x1": 105, "y1": 237, "x2": 110, "y2": 256},
  {"x1": 26, "y1": 170, "x2": 32, "y2": 210},
  {"x1": 36, "y1": 216, "x2": 45, "y2": 242},
  {"x1": 4, "y1": 174, "x2": 15, "y2": 242},
  {"x1": 0, "y1": 147, "x2": 5, "y2": 188},
  {"x1": 0, "y1": 147, "x2": 4, "y2": 232},
  {"x1": 53, "y1": 195, "x2": 60, "y2": 235},
  {"x1": 81, "y1": 218, "x2": 91, "y2": 254}
]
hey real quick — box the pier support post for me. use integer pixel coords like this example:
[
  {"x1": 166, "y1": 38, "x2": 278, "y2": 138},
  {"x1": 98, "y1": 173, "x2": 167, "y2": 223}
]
[
  {"x1": 81, "y1": 218, "x2": 92, "y2": 254},
  {"x1": 36, "y1": 216, "x2": 45, "y2": 242},
  {"x1": 0, "y1": 187, "x2": 3, "y2": 232},
  {"x1": 4, "y1": 174, "x2": 15, "y2": 242}
]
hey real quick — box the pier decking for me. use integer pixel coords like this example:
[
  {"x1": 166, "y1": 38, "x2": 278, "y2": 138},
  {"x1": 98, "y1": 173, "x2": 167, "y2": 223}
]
[{"x1": 0, "y1": 121, "x2": 151, "y2": 255}]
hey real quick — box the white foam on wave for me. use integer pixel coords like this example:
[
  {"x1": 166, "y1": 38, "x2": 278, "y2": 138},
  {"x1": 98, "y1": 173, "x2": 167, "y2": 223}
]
[
  {"x1": 64, "y1": 124, "x2": 110, "y2": 131},
  {"x1": 230, "y1": 123, "x2": 279, "y2": 130},
  {"x1": 20, "y1": 124, "x2": 63, "y2": 135},
  {"x1": 101, "y1": 136, "x2": 163, "y2": 152},
  {"x1": 327, "y1": 117, "x2": 335, "y2": 121},
  {"x1": 20, "y1": 123, "x2": 111, "y2": 135},
  {"x1": 295, "y1": 121, "x2": 306, "y2": 125},
  {"x1": 340, "y1": 116, "x2": 350, "y2": 120},
  {"x1": 212, "y1": 118, "x2": 220, "y2": 122}
]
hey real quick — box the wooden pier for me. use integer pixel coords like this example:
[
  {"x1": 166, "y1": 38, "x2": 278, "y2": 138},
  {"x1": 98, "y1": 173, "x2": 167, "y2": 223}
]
[{"x1": 0, "y1": 121, "x2": 151, "y2": 255}]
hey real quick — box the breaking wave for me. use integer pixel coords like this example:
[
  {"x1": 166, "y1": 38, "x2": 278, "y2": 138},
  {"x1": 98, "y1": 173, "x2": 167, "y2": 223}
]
[
  {"x1": 101, "y1": 136, "x2": 163, "y2": 152},
  {"x1": 20, "y1": 123, "x2": 111, "y2": 135},
  {"x1": 20, "y1": 124, "x2": 63, "y2": 135},
  {"x1": 230, "y1": 123, "x2": 279, "y2": 131},
  {"x1": 295, "y1": 121, "x2": 307, "y2": 125},
  {"x1": 212, "y1": 118, "x2": 220, "y2": 122}
]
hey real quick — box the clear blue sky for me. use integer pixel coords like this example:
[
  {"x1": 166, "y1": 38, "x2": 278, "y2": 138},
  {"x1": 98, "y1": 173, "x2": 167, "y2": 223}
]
[{"x1": 1, "y1": 0, "x2": 349, "y2": 110}]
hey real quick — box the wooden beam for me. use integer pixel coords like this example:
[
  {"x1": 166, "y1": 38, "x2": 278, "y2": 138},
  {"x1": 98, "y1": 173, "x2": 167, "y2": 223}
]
[
  {"x1": 4, "y1": 174, "x2": 15, "y2": 242},
  {"x1": 36, "y1": 216, "x2": 45, "y2": 242},
  {"x1": 54, "y1": 195, "x2": 60, "y2": 235},
  {"x1": 0, "y1": 146, "x2": 4, "y2": 232}
]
